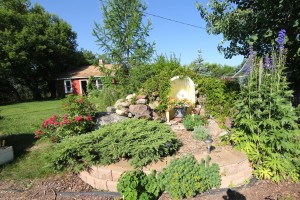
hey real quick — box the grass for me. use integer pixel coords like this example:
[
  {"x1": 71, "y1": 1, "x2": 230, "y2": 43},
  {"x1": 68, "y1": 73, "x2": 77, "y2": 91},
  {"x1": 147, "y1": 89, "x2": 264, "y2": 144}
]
[
  {"x1": 0, "y1": 99, "x2": 64, "y2": 135},
  {"x1": 0, "y1": 99, "x2": 65, "y2": 180}
]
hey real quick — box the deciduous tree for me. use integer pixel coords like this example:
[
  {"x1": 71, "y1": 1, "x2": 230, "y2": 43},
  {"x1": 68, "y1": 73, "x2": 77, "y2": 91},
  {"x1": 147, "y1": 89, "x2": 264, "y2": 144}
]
[{"x1": 196, "y1": 0, "x2": 300, "y2": 88}]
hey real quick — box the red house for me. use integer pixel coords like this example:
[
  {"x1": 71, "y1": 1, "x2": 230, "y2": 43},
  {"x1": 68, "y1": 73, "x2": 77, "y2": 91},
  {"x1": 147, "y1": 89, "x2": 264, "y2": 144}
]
[{"x1": 56, "y1": 62, "x2": 112, "y2": 97}]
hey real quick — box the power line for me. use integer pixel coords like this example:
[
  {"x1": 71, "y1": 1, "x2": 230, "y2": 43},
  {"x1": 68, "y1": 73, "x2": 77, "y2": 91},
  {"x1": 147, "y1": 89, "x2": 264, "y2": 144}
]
[
  {"x1": 99, "y1": 0, "x2": 206, "y2": 30},
  {"x1": 144, "y1": 12, "x2": 206, "y2": 30}
]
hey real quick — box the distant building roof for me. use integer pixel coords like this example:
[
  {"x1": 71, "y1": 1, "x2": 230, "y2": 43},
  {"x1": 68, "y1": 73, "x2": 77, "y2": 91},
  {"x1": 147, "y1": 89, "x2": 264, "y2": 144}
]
[{"x1": 57, "y1": 64, "x2": 113, "y2": 80}]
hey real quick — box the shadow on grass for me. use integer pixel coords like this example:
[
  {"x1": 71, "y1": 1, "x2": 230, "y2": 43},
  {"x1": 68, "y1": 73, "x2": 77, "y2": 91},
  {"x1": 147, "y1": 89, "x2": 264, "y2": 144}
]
[{"x1": 1, "y1": 133, "x2": 36, "y2": 158}]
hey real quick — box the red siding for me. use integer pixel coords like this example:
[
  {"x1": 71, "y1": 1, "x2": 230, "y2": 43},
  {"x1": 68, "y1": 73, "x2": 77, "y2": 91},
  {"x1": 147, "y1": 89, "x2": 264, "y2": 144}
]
[{"x1": 72, "y1": 79, "x2": 80, "y2": 94}]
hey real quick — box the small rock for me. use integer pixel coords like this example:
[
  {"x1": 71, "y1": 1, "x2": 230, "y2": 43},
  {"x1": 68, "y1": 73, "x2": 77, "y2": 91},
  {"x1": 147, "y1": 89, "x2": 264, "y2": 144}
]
[
  {"x1": 225, "y1": 117, "x2": 232, "y2": 130},
  {"x1": 136, "y1": 99, "x2": 148, "y2": 104},
  {"x1": 116, "y1": 109, "x2": 127, "y2": 116},
  {"x1": 114, "y1": 99, "x2": 124, "y2": 109},
  {"x1": 128, "y1": 113, "x2": 133, "y2": 118},
  {"x1": 152, "y1": 112, "x2": 160, "y2": 120},
  {"x1": 152, "y1": 92, "x2": 158, "y2": 97},
  {"x1": 148, "y1": 101, "x2": 159, "y2": 110},
  {"x1": 126, "y1": 93, "x2": 136, "y2": 102},
  {"x1": 106, "y1": 106, "x2": 116, "y2": 113},
  {"x1": 120, "y1": 101, "x2": 130, "y2": 108},
  {"x1": 219, "y1": 131, "x2": 229, "y2": 137},
  {"x1": 136, "y1": 95, "x2": 147, "y2": 100}
]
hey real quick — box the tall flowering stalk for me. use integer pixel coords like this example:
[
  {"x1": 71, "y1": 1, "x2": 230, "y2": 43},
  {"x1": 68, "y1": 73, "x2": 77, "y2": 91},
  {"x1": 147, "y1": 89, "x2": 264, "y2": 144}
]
[{"x1": 232, "y1": 30, "x2": 300, "y2": 182}]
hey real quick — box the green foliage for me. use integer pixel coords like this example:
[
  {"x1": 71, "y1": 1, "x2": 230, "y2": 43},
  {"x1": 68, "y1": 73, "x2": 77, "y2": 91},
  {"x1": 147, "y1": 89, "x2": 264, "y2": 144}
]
[
  {"x1": 194, "y1": 76, "x2": 239, "y2": 122},
  {"x1": 117, "y1": 170, "x2": 161, "y2": 200},
  {"x1": 196, "y1": 0, "x2": 300, "y2": 87},
  {"x1": 232, "y1": 41, "x2": 300, "y2": 181},
  {"x1": 0, "y1": 1, "x2": 83, "y2": 101},
  {"x1": 93, "y1": 0, "x2": 154, "y2": 69},
  {"x1": 183, "y1": 114, "x2": 206, "y2": 131},
  {"x1": 92, "y1": 86, "x2": 123, "y2": 111},
  {"x1": 142, "y1": 55, "x2": 196, "y2": 111},
  {"x1": 157, "y1": 155, "x2": 221, "y2": 200},
  {"x1": 193, "y1": 126, "x2": 210, "y2": 141},
  {"x1": 48, "y1": 119, "x2": 180, "y2": 171},
  {"x1": 35, "y1": 95, "x2": 96, "y2": 142},
  {"x1": 63, "y1": 95, "x2": 96, "y2": 118}
]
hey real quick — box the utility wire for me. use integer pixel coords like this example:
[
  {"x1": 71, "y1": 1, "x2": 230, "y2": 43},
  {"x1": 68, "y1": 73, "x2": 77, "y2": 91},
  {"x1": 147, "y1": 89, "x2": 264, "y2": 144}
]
[
  {"x1": 144, "y1": 12, "x2": 206, "y2": 29},
  {"x1": 99, "y1": 0, "x2": 206, "y2": 29}
]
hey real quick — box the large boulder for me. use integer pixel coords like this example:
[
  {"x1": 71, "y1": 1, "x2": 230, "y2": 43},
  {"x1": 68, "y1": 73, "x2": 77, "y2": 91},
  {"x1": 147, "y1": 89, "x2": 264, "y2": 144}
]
[
  {"x1": 129, "y1": 105, "x2": 151, "y2": 119},
  {"x1": 96, "y1": 113, "x2": 127, "y2": 126}
]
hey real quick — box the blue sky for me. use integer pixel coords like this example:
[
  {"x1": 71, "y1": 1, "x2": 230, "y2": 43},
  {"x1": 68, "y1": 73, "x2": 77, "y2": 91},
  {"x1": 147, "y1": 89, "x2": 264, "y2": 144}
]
[{"x1": 30, "y1": 0, "x2": 244, "y2": 66}]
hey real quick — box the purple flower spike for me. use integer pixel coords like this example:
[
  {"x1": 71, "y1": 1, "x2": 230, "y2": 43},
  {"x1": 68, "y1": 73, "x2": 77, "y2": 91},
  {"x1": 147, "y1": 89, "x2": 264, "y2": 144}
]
[
  {"x1": 270, "y1": 58, "x2": 276, "y2": 69},
  {"x1": 277, "y1": 29, "x2": 286, "y2": 53},
  {"x1": 248, "y1": 45, "x2": 254, "y2": 57},
  {"x1": 264, "y1": 55, "x2": 270, "y2": 69}
]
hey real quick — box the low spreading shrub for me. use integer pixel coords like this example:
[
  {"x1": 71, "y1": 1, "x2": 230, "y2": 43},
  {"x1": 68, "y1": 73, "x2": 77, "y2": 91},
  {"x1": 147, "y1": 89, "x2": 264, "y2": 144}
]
[
  {"x1": 193, "y1": 126, "x2": 210, "y2": 141},
  {"x1": 48, "y1": 119, "x2": 180, "y2": 171},
  {"x1": 117, "y1": 170, "x2": 161, "y2": 200},
  {"x1": 157, "y1": 155, "x2": 221, "y2": 199},
  {"x1": 183, "y1": 114, "x2": 206, "y2": 131}
]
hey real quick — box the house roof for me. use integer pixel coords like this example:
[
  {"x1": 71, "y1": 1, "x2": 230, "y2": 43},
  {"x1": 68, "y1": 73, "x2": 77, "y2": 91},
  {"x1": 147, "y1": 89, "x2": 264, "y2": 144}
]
[{"x1": 57, "y1": 64, "x2": 113, "y2": 80}]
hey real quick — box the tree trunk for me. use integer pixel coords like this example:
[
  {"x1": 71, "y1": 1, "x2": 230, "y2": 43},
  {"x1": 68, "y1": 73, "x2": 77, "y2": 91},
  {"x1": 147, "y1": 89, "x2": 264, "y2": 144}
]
[{"x1": 47, "y1": 80, "x2": 57, "y2": 99}]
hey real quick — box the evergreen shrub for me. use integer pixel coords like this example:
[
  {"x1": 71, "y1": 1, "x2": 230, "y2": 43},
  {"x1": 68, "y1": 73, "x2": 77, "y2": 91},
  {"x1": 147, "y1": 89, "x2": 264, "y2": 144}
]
[{"x1": 48, "y1": 119, "x2": 180, "y2": 172}]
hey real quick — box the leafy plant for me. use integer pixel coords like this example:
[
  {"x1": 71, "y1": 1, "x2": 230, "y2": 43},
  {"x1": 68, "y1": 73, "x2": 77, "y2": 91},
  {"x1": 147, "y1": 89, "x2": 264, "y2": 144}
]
[
  {"x1": 193, "y1": 126, "x2": 210, "y2": 141},
  {"x1": 35, "y1": 95, "x2": 96, "y2": 142},
  {"x1": 157, "y1": 154, "x2": 221, "y2": 200},
  {"x1": 183, "y1": 114, "x2": 205, "y2": 131},
  {"x1": 232, "y1": 30, "x2": 300, "y2": 182},
  {"x1": 167, "y1": 97, "x2": 194, "y2": 111},
  {"x1": 48, "y1": 119, "x2": 180, "y2": 171},
  {"x1": 63, "y1": 94, "x2": 96, "y2": 118},
  {"x1": 194, "y1": 76, "x2": 239, "y2": 122},
  {"x1": 35, "y1": 114, "x2": 94, "y2": 142},
  {"x1": 117, "y1": 170, "x2": 161, "y2": 200}
]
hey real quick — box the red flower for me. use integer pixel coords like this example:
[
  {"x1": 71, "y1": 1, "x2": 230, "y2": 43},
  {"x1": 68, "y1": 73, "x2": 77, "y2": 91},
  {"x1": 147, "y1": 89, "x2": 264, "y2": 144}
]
[
  {"x1": 77, "y1": 98, "x2": 84, "y2": 103},
  {"x1": 34, "y1": 135, "x2": 39, "y2": 139},
  {"x1": 85, "y1": 116, "x2": 92, "y2": 121},
  {"x1": 75, "y1": 116, "x2": 82, "y2": 121},
  {"x1": 63, "y1": 114, "x2": 67, "y2": 120},
  {"x1": 36, "y1": 129, "x2": 41, "y2": 135}
]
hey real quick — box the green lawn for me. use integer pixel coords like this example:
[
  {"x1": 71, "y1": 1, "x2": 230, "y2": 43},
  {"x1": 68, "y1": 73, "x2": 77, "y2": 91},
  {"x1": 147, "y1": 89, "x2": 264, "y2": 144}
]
[
  {"x1": 0, "y1": 99, "x2": 65, "y2": 180},
  {"x1": 0, "y1": 100, "x2": 64, "y2": 135}
]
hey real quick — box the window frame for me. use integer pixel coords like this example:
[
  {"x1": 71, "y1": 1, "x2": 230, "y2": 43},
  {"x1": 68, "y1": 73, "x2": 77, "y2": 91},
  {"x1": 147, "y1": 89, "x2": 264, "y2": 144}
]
[{"x1": 64, "y1": 79, "x2": 72, "y2": 93}]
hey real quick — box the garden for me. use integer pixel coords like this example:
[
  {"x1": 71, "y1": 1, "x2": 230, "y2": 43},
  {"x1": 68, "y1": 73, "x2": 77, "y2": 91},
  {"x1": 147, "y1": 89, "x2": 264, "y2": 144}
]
[{"x1": 0, "y1": 30, "x2": 300, "y2": 200}]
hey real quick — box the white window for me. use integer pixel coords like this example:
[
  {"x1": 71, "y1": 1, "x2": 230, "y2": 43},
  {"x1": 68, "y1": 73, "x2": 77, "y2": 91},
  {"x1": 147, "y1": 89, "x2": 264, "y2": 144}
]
[
  {"x1": 96, "y1": 78, "x2": 103, "y2": 90},
  {"x1": 64, "y1": 80, "x2": 72, "y2": 93}
]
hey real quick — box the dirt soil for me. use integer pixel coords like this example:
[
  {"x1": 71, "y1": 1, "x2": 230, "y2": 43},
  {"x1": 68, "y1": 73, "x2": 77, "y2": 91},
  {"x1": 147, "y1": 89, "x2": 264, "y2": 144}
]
[{"x1": 0, "y1": 128, "x2": 299, "y2": 200}]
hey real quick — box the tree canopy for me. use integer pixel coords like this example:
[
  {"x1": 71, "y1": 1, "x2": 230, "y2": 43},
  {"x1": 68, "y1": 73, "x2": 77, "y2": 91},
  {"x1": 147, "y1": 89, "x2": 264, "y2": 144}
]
[
  {"x1": 93, "y1": 0, "x2": 155, "y2": 69},
  {"x1": 0, "y1": 0, "x2": 84, "y2": 101},
  {"x1": 196, "y1": 0, "x2": 300, "y2": 87}
]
